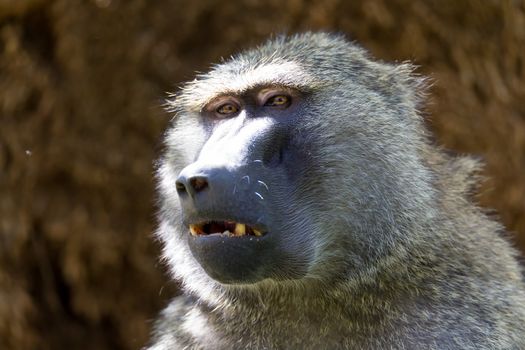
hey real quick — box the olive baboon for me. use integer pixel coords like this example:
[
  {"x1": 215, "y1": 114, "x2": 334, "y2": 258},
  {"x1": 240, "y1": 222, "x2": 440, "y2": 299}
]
[{"x1": 150, "y1": 32, "x2": 525, "y2": 349}]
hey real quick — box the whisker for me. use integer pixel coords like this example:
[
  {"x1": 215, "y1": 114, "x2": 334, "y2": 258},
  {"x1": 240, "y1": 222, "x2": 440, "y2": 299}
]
[{"x1": 257, "y1": 180, "x2": 269, "y2": 191}]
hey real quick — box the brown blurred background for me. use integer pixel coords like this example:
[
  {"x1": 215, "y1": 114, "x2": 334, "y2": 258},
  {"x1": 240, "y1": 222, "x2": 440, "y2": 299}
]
[{"x1": 1, "y1": 0, "x2": 524, "y2": 349}]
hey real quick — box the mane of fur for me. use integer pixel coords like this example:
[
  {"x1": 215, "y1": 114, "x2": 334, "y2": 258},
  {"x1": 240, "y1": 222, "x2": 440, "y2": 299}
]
[{"x1": 151, "y1": 32, "x2": 525, "y2": 350}]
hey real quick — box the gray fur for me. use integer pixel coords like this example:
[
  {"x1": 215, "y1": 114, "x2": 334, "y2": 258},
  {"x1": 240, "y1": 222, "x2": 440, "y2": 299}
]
[{"x1": 150, "y1": 32, "x2": 525, "y2": 349}]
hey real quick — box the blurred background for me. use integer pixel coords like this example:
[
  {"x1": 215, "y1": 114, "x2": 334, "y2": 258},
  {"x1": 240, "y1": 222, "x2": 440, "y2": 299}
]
[{"x1": 1, "y1": 0, "x2": 524, "y2": 349}]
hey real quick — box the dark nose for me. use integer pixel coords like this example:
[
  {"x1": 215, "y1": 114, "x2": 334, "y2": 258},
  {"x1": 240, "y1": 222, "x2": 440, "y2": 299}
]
[
  {"x1": 176, "y1": 174, "x2": 209, "y2": 198},
  {"x1": 175, "y1": 162, "x2": 268, "y2": 223}
]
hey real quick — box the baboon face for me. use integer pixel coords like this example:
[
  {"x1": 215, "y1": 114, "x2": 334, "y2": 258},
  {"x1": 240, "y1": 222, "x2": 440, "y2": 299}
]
[
  {"x1": 166, "y1": 83, "x2": 318, "y2": 284},
  {"x1": 158, "y1": 33, "x2": 430, "y2": 287}
]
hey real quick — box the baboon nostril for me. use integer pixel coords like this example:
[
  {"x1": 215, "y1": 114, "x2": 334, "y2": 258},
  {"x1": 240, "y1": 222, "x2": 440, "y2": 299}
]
[
  {"x1": 190, "y1": 176, "x2": 208, "y2": 193},
  {"x1": 176, "y1": 181, "x2": 187, "y2": 193},
  {"x1": 176, "y1": 172, "x2": 210, "y2": 198}
]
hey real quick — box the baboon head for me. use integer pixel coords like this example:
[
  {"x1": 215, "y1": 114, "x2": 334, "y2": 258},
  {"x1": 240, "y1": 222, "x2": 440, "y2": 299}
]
[{"x1": 157, "y1": 33, "x2": 435, "y2": 298}]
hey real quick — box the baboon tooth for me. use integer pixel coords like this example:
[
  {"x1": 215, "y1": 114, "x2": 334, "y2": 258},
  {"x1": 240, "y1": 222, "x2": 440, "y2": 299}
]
[
  {"x1": 253, "y1": 229, "x2": 262, "y2": 237},
  {"x1": 235, "y1": 223, "x2": 246, "y2": 236},
  {"x1": 189, "y1": 224, "x2": 199, "y2": 236}
]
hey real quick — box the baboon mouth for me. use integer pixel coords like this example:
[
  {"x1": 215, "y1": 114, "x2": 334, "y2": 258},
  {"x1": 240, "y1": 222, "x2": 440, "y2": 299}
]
[{"x1": 189, "y1": 221, "x2": 264, "y2": 237}]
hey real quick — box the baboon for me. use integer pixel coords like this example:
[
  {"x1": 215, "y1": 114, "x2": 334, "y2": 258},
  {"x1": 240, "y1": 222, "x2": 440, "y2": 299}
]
[{"x1": 150, "y1": 32, "x2": 525, "y2": 349}]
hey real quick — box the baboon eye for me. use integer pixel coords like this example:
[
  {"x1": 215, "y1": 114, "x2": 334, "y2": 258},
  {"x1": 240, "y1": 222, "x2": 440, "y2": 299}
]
[
  {"x1": 264, "y1": 94, "x2": 290, "y2": 107},
  {"x1": 216, "y1": 103, "x2": 239, "y2": 116}
]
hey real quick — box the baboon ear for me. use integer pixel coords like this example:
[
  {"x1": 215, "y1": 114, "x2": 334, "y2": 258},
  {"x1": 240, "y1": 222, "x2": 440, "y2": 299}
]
[
  {"x1": 390, "y1": 63, "x2": 429, "y2": 111},
  {"x1": 444, "y1": 156, "x2": 484, "y2": 197}
]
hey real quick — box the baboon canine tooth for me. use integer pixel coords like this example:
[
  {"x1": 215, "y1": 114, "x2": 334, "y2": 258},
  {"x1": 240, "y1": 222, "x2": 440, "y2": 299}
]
[
  {"x1": 235, "y1": 223, "x2": 246, "y2": 236},
  {"x1": 189, "y1": 224, "x2": 199, "y2": 236}
]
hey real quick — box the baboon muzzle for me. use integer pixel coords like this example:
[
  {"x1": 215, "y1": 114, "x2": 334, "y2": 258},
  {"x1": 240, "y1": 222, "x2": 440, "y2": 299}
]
[{"x1": 173, "y1": 117, "x2": 292, "y2": 283}]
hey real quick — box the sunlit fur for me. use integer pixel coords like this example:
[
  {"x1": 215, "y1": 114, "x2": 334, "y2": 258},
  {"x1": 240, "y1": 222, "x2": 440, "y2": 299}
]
[{"x1": 150, "y1": 32, "x2": 525, "y2": 349}]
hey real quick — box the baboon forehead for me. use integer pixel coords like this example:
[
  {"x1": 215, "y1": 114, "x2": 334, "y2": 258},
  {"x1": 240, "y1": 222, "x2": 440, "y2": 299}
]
[
  {"x1": 173, "y1": 61, "x2": 311, "y2": 112},
  {"x1": 174, "y1": 60, "x2": 324, "y2": 113},
  {"x1": 170, "y1": 32, "x2": 368, "y2": 114}
]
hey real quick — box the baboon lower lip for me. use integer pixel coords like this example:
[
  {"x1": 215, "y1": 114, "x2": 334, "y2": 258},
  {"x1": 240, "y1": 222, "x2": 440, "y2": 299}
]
[{"x1": 189, "y1": 221, "x2": 265, "y2": 237}]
